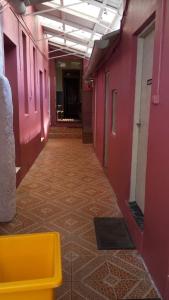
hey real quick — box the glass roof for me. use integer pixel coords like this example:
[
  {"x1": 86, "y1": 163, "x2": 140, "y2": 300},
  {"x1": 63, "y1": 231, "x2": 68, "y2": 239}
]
[{"x1": 32, "y1": 0, "x2": 124, "y2": 58}]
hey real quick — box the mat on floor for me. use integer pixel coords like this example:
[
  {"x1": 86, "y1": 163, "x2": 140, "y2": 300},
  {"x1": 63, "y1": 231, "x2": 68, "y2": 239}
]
[{"x1": 94, "y1": 217, "x2": 135, "y2": 250}]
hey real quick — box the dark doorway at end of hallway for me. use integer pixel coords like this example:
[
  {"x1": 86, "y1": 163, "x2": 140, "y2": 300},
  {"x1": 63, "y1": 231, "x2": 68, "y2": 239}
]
[{"x1": 63, "y1": 70, "x2": 81, "y2": 120}]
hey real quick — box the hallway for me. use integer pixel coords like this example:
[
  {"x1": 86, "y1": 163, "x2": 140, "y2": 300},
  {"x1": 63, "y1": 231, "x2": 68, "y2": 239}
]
[{"x1": 0, "y1": 137, "x2": 159, "y2": 299}]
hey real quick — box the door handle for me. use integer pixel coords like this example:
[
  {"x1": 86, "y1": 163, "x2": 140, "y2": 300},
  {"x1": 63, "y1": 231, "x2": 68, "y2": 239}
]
[{"x1": 136, "y1": 122, "x2": 141, "y2": 127}]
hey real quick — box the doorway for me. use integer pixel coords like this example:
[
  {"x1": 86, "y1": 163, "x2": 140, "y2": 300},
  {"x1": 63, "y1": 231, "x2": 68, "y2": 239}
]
[
  {"x1": 130, "y1": 23, "x2": 155, "y2": 214},
  {"x1": 39, "y1": 70, "x2": 44, "y2": 139},
  {"x1": 4, "y1": 34, "x2": 20, "y2": 167},
  {"x1": 104, "y1": 72, "x2": 110, "y2": 168},
  {"x1": 63, "y1": 70, "x2": 81, "y2": 119}
]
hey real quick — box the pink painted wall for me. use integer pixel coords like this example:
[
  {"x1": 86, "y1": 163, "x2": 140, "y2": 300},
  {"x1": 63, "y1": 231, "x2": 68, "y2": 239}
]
[
  {"x1": 94, "y1": 0, "x2": 169, "y2": 297},
  {"x1": 95, "y1": 71, "x2": 105, "y2": 162},
  {"x1": 49, "y1": 60, "x2": 57, "y2": 126},
  {"x1": 2, "y1": 5, "x2": 50, "y2": 184}
]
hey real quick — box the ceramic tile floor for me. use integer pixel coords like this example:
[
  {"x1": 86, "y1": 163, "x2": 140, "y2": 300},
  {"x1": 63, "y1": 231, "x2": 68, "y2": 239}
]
[{"x1": 0, "y1": 138, "x2": 160, "y2": 299}]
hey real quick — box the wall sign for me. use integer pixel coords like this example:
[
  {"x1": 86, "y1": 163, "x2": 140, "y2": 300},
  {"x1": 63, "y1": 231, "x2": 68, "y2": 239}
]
[{"x1": 147, "y1": 78, "x2": 152, "y2": 85}]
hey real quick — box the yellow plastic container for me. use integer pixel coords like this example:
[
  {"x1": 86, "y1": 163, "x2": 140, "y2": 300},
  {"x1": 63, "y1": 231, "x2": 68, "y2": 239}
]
[{"x1": 0, "y1": 232, "x2": 62, "y2": 300}]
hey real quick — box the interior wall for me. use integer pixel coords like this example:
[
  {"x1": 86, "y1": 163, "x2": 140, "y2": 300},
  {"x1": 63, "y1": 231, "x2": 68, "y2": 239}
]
[
  {"x1": 49, "y1": 60, "x2": 57, "y2": 126},
  {"x1": 1, "y1": 5, "x2": 49, "y2": 184},
  {"x1": 93, "y1": 0, "x2": 169, "y2": 298}
]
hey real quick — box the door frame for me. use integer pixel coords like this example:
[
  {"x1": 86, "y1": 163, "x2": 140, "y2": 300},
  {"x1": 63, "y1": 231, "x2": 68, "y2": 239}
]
[
  {"x1": 94, "y1": 78, "x2": 97, "y2": 149},
  {"x1": 129, "y1": 21, "x2": 155, "y2": 205},
  {"x1": 62, "y1": 69, "x2": 81, "y2": 119},
  {"x1": 39, "y1": 69, "x2": 44, "y2": 139},
  {"x1": 103, "y1": 71, "x2": 110, "y2": 168}
]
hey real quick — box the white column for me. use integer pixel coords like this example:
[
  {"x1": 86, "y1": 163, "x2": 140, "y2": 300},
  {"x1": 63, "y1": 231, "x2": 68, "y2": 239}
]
[
  {"x1": 0, "y1": 15, "x2": 4, "y2": 74},
  {"x1": 0, "y1": 16, "x2": 16, "y2": 222}
]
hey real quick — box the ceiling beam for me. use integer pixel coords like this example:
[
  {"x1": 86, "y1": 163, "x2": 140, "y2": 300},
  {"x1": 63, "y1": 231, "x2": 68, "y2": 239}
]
[
  {"x1": 49, "y1": 41, "x2": 89, "y2": 57},
  {"x1": 81, "y1": 0, "x2": 118, "y2": 12},
  {"x1": 104, "y1": 0, "x2": 123, "y2": 34},
  {"x1": 44, "y1": 26, "x2": 92, "y2": 46},
  {"x1": 49, "y1": 42, "x2": 80, "y2": 53},
  {"x1": 27, "y1": 2, "x2": 113, "y2": 31},
  {"x1": 25, "y1": 0, "x2": 83, "y2": 16},
  {"x1": 37, "y1": 11, "x2": 96, "y2": 34},
  {"x1": 49, "y1": 48, "x2": 64, "y2": 53},
  {"x1": 25, "y1": 0, "x2": 117, "y2": 17},
  {"x1": 49, "y1": 52, "x2": 84, "y2": 59},
  {"x1": 37, "y1": 28, "x2": 79, "y2": 41},
  {"x1": 86, "y1": 0, "x2": 108, "y2": 55}
]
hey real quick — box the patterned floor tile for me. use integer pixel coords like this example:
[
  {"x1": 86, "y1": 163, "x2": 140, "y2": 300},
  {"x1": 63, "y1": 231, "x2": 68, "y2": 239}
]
[
  {"x1": 56, "y1": 281, "x2": 71, "y2": 300},
  {"x1": 72, "y1": 281, "x2": 112, "y2": 300},
  {"x1": 51, "y1": 212, "x2": 90, "y2": 234},
  {"x1": 29, "y1": 203, "x2": 67, "y2": 221},
  {"x1": 122, "y1": 279, "x2": 159, "y2": 299},
  {"x1": 76, "y1": 201, "x2": 114, "y2": 218},
  {"x1": 0, "y1": 213, "x2": 38, "y2": 234},
  {"x1": 0, "y1": 137, "x2": 160, "y2": 299},
  {"x1": 72, "y1": 255, "x2": 108, "y2": 282},
  {"x1": 107, "y1": 256, "x2": 148, "y2": 280}
]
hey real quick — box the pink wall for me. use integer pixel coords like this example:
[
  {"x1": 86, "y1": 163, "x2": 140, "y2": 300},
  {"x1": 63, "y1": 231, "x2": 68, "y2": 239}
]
[
  {"x1": 94, "y1": 0, "x2": 169, "y2": 298},
  {"x1": 49, "y1": 60, "x2": 57, "y2": 126},
  {"x1": 95, "y1": 71, "x2": 105, "y2": 162},
  {"x1": 2, "y1": 5, "x2": 50, "y2": 184}
]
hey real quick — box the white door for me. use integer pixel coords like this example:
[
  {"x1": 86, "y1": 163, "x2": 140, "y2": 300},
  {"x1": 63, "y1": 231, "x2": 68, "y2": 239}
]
[
  {"x1": 104, "y1": 72, "x2": 110, "y2": 168},
  {"x1": 130, "y1": 24, "x2": 155, "y2": 213}
]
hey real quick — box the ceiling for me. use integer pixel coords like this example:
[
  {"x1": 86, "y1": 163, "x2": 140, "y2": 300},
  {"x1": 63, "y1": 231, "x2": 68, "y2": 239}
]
[{"x1": 25, "y1": 0, "x2": 124, "y2": 59}]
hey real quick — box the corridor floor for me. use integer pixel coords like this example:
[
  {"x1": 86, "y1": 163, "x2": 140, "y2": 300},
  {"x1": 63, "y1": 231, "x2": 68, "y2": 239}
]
[{"x1": 0, "y1": 139, "x2": 159, "y2": 299}]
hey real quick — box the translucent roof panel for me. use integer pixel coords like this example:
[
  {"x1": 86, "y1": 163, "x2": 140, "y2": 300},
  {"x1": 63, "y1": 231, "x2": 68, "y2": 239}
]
[
  {"x1": 51, "y1": 0, "x2": 60, "y2": 5},
  {"x1": 66, "y1": 40, "x2": 77, "y2": 47},
  {"x1": 66, "y1": 40, "x2": 87, "y2": 52},
  {"x1": 39, "y1": 16, "x2": 63, "y2": 31},
  {"x1": 66, "y1": 2, "x2": 101, "y2": 19},
  {"x1": 35, "y1": 0, "x2": 124, "y2": 58},
  {"x1": 72, "y1": 44, "x2": 87, "y2": 52},
  {"x1": 49, "y1": 35, "x2": 65, "y2": 45},
  {"x1": 87, "y1": 48, "x2": 92, "y2": 55},
  {"x1": 92, "y1": 33, "x2": 102, "y2": 41},
  {"x1": 65, "y1": 25, "x2": 91, "y2": 40},
  {"x1": 101, "y1": 9, "x2": 116, "y2": 23},
  {"x1": 62, "y1": 0, "x2": 80, "y2": 6}
]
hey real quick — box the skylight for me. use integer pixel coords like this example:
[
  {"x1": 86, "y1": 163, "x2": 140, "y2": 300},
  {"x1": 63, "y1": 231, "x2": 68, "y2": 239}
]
[
  {"x1": 39, "y1": 17, "x2": 63, "y2": 31},
  {"x1": 66, "y1": 40, "x2": 88, "y2": 52},
  {"x1": 101, "y1": 9, "x2": 116, "y2": 23},
  {"x1": 33, "y1": 0, "x2": 124, "y2": 58},
  {"x1": 65, "y1": 25, "x2": 91, "y2": 40},
  {"x1": 49, "y1": 35, "x2": 65, "y2": 44},
  {"x1": 68, "y1": 2, "x2": 100, "y2": 19}
]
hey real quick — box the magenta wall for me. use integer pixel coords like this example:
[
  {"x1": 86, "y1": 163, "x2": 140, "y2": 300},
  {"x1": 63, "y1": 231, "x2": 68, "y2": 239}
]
[
  {"x1": 94, "y1": 0, "x2": 169, "y2": 298},
  {"x1": 95, "y1": 71, "x2": 105, "y2": 162},
  {"x1": 2, "y1": 6, "x2": 50, "y2": 184},
  {"x1": 49, "y1": 60, "x2": 57, "y2": 126}
]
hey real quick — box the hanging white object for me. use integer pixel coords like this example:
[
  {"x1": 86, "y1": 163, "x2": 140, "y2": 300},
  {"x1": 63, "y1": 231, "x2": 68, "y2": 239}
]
[{"x1": 0, "y1": 74, "x2": 16, "y2": 222}]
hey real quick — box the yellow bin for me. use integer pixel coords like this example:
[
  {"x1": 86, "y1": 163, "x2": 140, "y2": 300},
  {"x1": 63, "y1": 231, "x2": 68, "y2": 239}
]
[{"x1": 0, "y1": 232, "x2": 62, "y2": 300}]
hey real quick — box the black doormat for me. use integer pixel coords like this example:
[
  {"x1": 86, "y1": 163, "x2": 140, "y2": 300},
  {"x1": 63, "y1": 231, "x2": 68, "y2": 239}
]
[
  {"x1": 129, "y1": 201, "x2": 144, "y2": 231},
  {"x1": 94, "y1": 217, "x2": 135, "y2": 250}
]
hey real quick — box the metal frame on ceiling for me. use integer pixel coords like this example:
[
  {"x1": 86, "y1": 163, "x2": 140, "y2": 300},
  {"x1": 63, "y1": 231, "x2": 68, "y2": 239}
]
[{"x1": 25, "y1": 0, "x2": 124, "y2": 58}]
